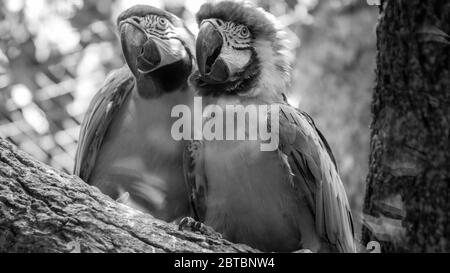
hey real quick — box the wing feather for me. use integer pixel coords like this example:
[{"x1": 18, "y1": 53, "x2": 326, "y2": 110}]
[
  {"x1": 73, "y1": 67, "x2": 135, "y2": 183},
  {"x1": 278, "y1": 104, "x2": 355, "y2": 252},
  {"x1": 183, "y1": 140, "x2": 208, "y2": 221}
]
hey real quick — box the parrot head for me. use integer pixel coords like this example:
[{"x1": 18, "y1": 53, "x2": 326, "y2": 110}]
[
  {"x1": 117, "y1": 5, "x2": 195, "y2": 92},
  {"x1": 191, "y1": 1, "x2": 291, "y2": 96},
  {"x1": 191, "y1": 1, "x2": 292, "y2": 98}
]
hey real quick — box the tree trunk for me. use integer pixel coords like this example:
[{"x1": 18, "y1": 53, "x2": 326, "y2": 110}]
[
  {"x1": 362, "y1": 0, "x2": 450, "y2": 252},
  {"x1": 0, "y1": 138, "x2": 257, "y2": 253}
]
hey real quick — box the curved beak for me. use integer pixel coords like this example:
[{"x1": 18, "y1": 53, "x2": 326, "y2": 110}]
[
  {"x1": 119, "y1": 21, "x2": 144, "y2": 75},
  {"x1": 136, "y1": 39, "x2": 161, "y2": 74},
  {"x1": 196, "y1": 22, "x2": 230, "y2": 83},
  {"x1": 119, "y1": 19, "x2": 162, "y2": 76},
  {"x1": 120, "y1": 18, "x2": 186, "y2": 76}
]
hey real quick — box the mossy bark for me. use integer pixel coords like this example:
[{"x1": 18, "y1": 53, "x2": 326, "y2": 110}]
[
  {"x1": 362, "y1": 0, "x2": 450, "y2": 252},
  {"x1": 0, "y1": 138, "x2": 257, "y2": 253}
]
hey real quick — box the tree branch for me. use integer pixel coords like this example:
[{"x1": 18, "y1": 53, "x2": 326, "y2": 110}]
[{"x1": 0, "y1": 138, "x2": 258, "y2": 253}]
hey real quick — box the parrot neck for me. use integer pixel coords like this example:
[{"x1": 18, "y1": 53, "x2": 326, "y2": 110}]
[
  {"x1": 240, "y1": 39, "x2": 291, "y2": 99},
  {"x1": 131, "y1": 82, "x2": 194, "y2": 125},
  {"x1": 134, "y1": 59, "x2": 192, "y2": 99}
]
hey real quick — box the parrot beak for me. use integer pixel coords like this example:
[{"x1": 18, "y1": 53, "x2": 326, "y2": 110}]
[
  {"x1": 119, "y1": 18, "x2": 187, "y2": 77},
  {"x1": 136, "y1": 39, "x2": 162, "y2": 74},
  {"x1": 196, "y1": 22, "x2": 230, "y2": 84},
  {"x1": 119, "y1": 20, "x2": 161, "y2": 76}
]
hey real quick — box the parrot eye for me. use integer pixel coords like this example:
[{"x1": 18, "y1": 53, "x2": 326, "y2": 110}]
[
  {"x1": 158, "y1": 17, "x2": 169, "y2": 28},
  {"x1": 238, "y1": 26, "x2": 251, "y2": 39}
]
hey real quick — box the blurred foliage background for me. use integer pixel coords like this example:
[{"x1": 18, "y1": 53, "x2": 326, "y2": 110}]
[{"x1": 0, "y1": 0, "x2": 377, "y2": 235}]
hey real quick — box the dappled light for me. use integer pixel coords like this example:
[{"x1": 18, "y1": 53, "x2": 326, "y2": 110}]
[{"x1": 0, "y1": 0, "x2": 375, "y2": 241}]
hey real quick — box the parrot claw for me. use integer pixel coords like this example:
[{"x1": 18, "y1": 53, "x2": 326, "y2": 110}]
[
  {"x1": 178, "y1": 217, "x2": 222, "y2": 239},
  {"x1": 116, "y1": 192, "x2": 130, "y2": 205},
  {"x1": 293, "y1": 249, "x2": 313, "y2": 253}
]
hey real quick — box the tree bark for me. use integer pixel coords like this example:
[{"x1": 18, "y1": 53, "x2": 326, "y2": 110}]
[
  {"x1": 362, "y1": 0, "x2": 450, "y2": 252},
  {"x1": 0, "y1": 138, "x2": 257, "y2": 253}
]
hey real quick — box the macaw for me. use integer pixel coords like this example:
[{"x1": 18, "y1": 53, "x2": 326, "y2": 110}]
[
  {"x1": 181, "y1": 1, "x2": 356, "y2": 252},
  {"x1": 74, "y1": 5, "x2": 195, "y2": 222}
]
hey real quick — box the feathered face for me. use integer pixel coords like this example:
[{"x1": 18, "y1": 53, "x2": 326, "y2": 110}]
[
  {"x1": 117, "y1": 5, "x2": 195, "y2": 89},
  {"x1": 196, "y1": 19, "x2": 253, "y2": 83},
  {"x1": 192, "y1": 1, "x2": 291, "y2": 97}
]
